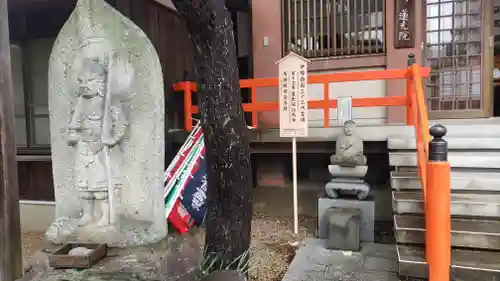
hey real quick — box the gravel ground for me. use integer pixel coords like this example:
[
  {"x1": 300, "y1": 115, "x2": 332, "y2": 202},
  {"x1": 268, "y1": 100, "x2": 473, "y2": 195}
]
[
  {"x1": 21, "y1": 214, "x2": 315, "y2": 281},
  {"x1": 21, "y1": 188, "x2": 393, "y2": 281},
  {"x1": 22, "y1": 231, "x2": 46, "y2": 257},
  {"x1": 249, "y1": 213, "x2": 315, "y2": 281}
]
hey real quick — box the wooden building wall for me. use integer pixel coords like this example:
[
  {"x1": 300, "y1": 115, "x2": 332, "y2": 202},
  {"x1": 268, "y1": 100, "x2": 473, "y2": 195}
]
[{"x1": 8, "y1": 0, "x2": 194, "y2": 201}]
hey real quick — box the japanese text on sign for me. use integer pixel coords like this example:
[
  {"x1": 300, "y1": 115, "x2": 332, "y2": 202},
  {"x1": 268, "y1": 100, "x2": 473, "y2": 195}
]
[
  {"x1": 298, "y1": 64, "x2": 307, "y2": 124},
  {"x1": 278, "y1": 53, "x2": 309, "y2": 138},
  {"x1": 398, "y1": 8, "x2": 409, "y2": 41},
  {"x1": 281, "y1": 72, "x2": 289, "y2": 112},
  {"x1": 394, "y1": 0, "x2": 414, "y2": 49}
]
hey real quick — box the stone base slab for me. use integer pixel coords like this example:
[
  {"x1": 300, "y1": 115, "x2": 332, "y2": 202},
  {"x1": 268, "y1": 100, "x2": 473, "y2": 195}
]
[{"x1": 325, "y1": 181, "x2": 370, "y2": 200}]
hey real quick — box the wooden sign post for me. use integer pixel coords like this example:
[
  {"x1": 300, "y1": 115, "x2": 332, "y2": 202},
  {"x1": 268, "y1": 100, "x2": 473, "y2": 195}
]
[
  {"x1": 277, "y1": 52, "x2": 310, "y2": 234},
  {"x1": 0, "y1": 0, "x2": 23, "y2": 279}
]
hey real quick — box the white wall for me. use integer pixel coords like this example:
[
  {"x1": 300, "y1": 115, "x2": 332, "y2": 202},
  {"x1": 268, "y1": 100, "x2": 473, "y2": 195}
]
[{"x1": 307, "y1": 67, "x2": 387, "y2": 127}]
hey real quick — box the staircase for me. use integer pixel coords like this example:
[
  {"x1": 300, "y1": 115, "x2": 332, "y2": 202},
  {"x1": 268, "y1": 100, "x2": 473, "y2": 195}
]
[{"x1": 389, "y1": 123, "x2": 500, "y2": 281}]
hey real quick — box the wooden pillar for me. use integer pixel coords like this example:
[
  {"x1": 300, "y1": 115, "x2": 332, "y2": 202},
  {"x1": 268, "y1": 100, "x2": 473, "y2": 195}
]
[{"x1": 0, "y1": 0, "x2": 23, "y2": 280}]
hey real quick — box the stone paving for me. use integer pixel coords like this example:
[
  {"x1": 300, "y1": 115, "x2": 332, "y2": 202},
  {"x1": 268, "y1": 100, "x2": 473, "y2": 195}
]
[
  {"x1": 282, "y1": 238, "x2": 400, "y2": 281},
  {"x1": 20, "y1": 232, "x2": 203, "y2": 281}
]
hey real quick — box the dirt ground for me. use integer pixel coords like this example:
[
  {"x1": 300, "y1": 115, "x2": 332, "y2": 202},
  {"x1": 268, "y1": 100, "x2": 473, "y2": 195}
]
[{"x1": 21, "y1": 187, "x2": 391, "y2": 281}]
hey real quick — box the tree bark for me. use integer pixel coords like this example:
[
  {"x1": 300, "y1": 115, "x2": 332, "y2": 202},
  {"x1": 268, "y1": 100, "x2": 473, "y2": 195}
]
[
  {"x1": 172, "y1": 0, "x2": 252, "y2": 269},
  {"x1": 0, "y1": 0, "x2": 24, "y2": 279}
]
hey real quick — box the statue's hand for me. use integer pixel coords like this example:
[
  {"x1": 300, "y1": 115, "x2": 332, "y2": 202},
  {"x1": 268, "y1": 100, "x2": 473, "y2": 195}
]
[
  {"x1": 330, "y1": 155, "x2": 340, "y2": 164},
  {"x1": 67, "y1": 131, "x2": 79, "y2": 146},
  {"x1": 102, "y1": 138, "x2": 118, "y2": 147}
]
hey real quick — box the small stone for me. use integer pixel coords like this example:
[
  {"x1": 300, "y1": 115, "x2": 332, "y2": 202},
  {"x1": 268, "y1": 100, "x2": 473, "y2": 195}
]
[{"x1": 68, "y1": 247, "x2": 93, "y2": 256}]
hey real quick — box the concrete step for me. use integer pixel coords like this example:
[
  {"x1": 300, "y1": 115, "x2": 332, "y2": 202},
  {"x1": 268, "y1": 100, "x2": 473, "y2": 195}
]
[
  {"x1": 392, "y1": 191, "x2": 500, "y2": 218},
  {"x1": 388, "y1": 122, "x2": 500, "y2": 139},
  {"x1": 389, "y1": 151, "x2": 500, "y2": 168},
  {"x1": 388, "y1": 137, "x2": 500, "y2": 150},
  {"x1": 394, "y1": 215, "x2": 500, "y2": 250},
  {"x1": 390, "y1": 171, "x2": 500, "y2": 191},
  {"x1": 397, "y1": 245, "x2": 500, "y2": 281},
  {"x1": 254, "y1": 122, "x2": 500, "y2": 143}
]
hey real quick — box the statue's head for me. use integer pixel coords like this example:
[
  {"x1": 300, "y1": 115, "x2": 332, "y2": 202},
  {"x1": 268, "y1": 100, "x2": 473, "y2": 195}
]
[
  {"x1": 77, "y1": 38, "x2": 111, "y2": 98},
  {"x1": 343, "y1": 120, "x2": 356, "y2": 136},
  {"x1": 78, "y1": 58, "x2": 108, "y2": 98}
]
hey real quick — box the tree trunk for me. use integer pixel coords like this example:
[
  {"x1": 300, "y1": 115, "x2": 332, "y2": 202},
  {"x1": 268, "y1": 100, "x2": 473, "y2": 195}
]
[{"x1": 172, "y1": 0, "x2": 253, "y2": 270}]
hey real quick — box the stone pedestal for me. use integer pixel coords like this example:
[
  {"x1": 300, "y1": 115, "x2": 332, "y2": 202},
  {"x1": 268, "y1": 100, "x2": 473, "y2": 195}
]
[
  {"x1": 326, "y1": 165, "x2": 370, "y2": 200},
  {"x1": 325, "y1": 207, "x2": 361, "y2": 251},
  {"x1": 318, "y1": 197, "x2": 375, "y2": 243}
]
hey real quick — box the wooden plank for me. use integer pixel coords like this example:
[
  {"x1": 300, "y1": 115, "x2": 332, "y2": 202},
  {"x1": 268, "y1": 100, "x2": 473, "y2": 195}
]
[{"x1": 0, "y1": 0, "x2": 23, "y2": 280}]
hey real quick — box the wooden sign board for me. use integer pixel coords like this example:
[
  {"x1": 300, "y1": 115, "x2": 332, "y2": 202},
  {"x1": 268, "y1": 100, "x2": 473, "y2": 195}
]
[
  {"x1": 337, "y1": 96, "x2": 352, "y2": 125},
  {"x1": 277, "y1": 52, "x2": 310, "y2": 138},
  {"x1": 394, "y1": 0, "x2": 415, "y2": 49}
]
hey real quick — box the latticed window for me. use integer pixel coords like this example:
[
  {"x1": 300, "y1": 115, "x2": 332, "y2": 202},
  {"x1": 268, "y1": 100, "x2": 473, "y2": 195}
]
[
  {"x1": 425, "y1": 0, "x2": 484, "y2": 115},
  {"x1": 282, "y1": 0, "x2": 385, "y2": 58}
]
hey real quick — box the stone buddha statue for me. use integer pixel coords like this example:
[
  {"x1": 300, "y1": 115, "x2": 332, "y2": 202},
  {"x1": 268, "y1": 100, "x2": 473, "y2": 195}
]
[
  {"x1": 330, "y1": 120, "x2": 366, "y2": 167},
  {"x1": 326, "y1": 120, "x2": 369, "y2": 200}
]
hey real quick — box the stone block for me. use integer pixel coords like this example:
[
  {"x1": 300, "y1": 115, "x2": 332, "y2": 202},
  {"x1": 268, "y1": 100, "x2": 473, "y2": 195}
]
[
  {"x1": 328, "y1": 165, "x2": 368, "y2": 178},
  {"x1": 325, "y1": 207, "x2": 361, "y2": 251},
  {"x1": 318, "y1": 197, "x2": 375, "y2": 242},
  {"x1": 325, "y1": 181, "x2": 370, "y2": 200}
]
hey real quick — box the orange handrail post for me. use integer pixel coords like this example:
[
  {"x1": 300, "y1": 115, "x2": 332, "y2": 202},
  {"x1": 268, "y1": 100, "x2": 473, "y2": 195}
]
[
  {"x1": 406, "y1": 77, "x2": 414, "y2": 126},
  {"x1": 406, "y1": 54, "x2": 416, "y2": 126},
  {"x1": 323, "y1": 82, "x2": 329, "y2": 128},
  {"x1": 412, "y1": 64, "x2": 431, "y2": 149},
  {"x1": 426, "y1": 125, "x2": 451, "y2": 281},
  {"x1": 174, "y1": 82, "x2": 197, "y2": 131},
  {"x1": 251, "y1": 87, "x2": 258, "y2": 128}
]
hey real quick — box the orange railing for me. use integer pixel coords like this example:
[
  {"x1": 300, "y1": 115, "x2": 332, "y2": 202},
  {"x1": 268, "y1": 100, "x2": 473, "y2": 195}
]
[
  {"x1": 174, "y1": 60, "x2": 451, "y2": 281},
  {"x1": 174, "y1": 68, "x2": 429, "y2": 131},
  {"x1": 408, "y1": 63, "x2": 451, "y2": 281}
]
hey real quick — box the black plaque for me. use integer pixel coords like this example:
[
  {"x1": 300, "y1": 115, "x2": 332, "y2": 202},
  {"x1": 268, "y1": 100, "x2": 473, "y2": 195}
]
[{"x1": 394, "y1": 0, "x2": 415, "y2": 49}]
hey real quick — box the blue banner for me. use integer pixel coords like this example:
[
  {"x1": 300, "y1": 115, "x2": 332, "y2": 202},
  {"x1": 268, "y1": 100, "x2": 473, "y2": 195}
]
[{"x1": 180, "y1": 156, "x2": 207, "y2": 225}]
